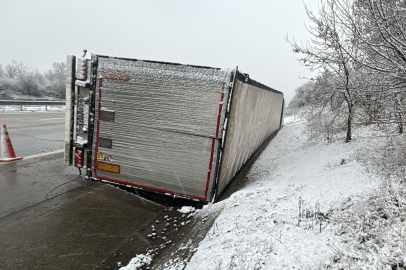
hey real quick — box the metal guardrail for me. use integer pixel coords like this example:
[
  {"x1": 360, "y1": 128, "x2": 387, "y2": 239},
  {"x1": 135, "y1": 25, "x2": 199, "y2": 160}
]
[
  {"x1": 0, "y1": 99, "x2": 66, "y2": 112},
  {"x1": 0, "y1": 99, "x2": 66, "y2": 106}
]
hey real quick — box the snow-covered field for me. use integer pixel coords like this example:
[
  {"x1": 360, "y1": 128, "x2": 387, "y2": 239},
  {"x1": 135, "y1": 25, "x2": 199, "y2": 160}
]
[{"x1": 122, "y1": 115, "x2": 405, "y2": 270}]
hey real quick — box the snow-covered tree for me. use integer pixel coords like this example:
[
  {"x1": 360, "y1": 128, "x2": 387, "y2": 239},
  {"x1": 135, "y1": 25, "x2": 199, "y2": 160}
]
[
  {"x1": 334, "y1": 0, "x2": 406, "y2": 132},
  {"x1": 3, "y1": 63, "x2": 18, "y2": 79},
  {"x1": 0, "y1": 60, "x2": 67, "y2": 98},
  {"x1": 289, "y1": 81, "x2": 315, "y2": 109},
  {"x1": 288, "y1": 0, "x2": 362, "y2": 142}
]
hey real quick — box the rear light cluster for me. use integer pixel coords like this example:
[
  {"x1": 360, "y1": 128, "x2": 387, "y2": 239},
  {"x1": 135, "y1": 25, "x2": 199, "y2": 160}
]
[{"x1": 74, "y1": 148, "x2": 84, "y2": 168}]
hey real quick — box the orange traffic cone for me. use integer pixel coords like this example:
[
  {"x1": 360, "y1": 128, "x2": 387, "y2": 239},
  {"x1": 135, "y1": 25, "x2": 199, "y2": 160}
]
[{"x1": 0, "y1": 124, "x2": 23, "y2": 162}]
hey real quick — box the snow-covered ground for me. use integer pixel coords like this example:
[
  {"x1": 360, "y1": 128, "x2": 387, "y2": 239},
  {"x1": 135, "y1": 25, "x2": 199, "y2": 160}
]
[
  {"x1": 184, "y1": 116, "x2": 379, "y2": 270},
  {"x1": 122, "y1": 115, "x2": 403, "y2": 270}
]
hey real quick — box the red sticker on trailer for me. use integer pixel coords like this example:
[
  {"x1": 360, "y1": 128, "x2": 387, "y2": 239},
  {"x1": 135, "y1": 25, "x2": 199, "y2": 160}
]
[{"x1": 96, "y1": 162, "x2": 121, "y2": 174}]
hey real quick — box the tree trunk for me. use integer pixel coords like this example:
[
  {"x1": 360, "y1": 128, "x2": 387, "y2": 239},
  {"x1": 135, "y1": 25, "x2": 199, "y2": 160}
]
[
  {"x1": 346, "y1": 105, "x2": 352, "y2": 143},
  {"x1": 397, "y1": 114, "x2": 403, "y2": 134}
]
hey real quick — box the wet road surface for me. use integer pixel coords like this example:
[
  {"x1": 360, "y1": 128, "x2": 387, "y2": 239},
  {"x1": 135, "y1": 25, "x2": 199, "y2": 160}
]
[
  {"x1": 1, "y1": 111, "x2": 65, "y2": 157},
  {"x1": 0, "y1": 152, "x2": 167, "y2": 270},
  {"x1": 0, "y1": 112, "x2": 170, "y2": 269}
]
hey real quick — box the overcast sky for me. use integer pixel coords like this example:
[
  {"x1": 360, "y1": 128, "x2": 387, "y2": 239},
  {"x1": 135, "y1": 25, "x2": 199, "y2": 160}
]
[{"x1": 0, "y1": 0, "x2": 318, "y2": 103}]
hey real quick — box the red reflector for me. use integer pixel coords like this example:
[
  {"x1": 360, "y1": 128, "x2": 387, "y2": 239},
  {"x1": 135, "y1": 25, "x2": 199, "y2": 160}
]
[{"x1": 74, "y1": 148, "x2": 84, "y2": 168}]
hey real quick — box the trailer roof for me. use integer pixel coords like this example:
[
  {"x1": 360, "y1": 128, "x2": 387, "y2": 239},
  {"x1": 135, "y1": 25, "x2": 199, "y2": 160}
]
[
  {"x1": 94, "y1": 54, "x2": 283, "y2": 96},
  {"x1": 235, "y1": 71, "x2": 283, "y2": 96},
  {"x1": 94, "y1": 54, "x2": 223, "y2": 71}
]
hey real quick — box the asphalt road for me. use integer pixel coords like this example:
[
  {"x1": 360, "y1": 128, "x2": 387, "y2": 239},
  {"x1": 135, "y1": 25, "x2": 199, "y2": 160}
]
[
  {"x1": 1, "y1": 111, "x2": 65, "y2": 157},
  {"x1": 0, "y1": 112, "x2": 169, "y2": 270}
]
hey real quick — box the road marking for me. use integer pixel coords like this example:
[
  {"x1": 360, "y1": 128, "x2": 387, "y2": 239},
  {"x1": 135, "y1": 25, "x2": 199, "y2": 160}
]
[
  {"x1": 0, "y1": 112, "x2": 64, "y2": 115},
  {"x1": 40, "y1": 118, "x2": 65, "y2": 120},
  {"x1": 0, "y1": 149, "x2": 65, "y2": 166},
  {"x1": 24, "y1": 149, "x2": 65, "y2": 160},
  {"x1": 6, "y1": 124, "x2": 65, "y2": 132}
]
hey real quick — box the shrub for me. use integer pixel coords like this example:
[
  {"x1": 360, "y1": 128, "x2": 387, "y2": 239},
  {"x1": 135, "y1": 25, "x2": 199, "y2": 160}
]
[{"x1": 18, "y1": 75, "x2": 41, "y2": 97}]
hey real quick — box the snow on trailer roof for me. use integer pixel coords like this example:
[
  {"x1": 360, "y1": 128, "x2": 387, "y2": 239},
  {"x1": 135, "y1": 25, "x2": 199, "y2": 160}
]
[
  {"x1": 94, "y1": 54, "x2": 284, "y2": 96},
  {"x1": 94, "y1": 54, "x2": 224, "y2": 71}
]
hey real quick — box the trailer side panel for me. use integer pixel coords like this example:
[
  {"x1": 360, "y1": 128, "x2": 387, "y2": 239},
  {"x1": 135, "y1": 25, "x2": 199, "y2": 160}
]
[{"x1": 217, "y1": 75, "x2": 284, "y2": 194}]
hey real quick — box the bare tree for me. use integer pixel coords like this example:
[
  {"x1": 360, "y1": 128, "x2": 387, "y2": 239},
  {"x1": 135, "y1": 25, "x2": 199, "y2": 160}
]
[
  {"x1": 45, "y1": 62, "x2": 66, "y2": 81},
  {"x1": 4, "y1": 63, "x2": 18, "y2": 78},
  {"x1": 288, "y1": 0, "x2": 361, "y2": 142},
  {"x1": 13, "y1": 60, "x2": 32, "y2": 77},
  {"x1": 3, "y1": 60, "x2": 32, "y2": 78},
  {"x1": 44, "y1": 61, "x2": 67, "y2": 98},
  {"x1": 335, "y1": 0, "x2": 406, "y2": 79},
  {"x1": 328, "y1": 0, "x2": 406, "y2": 131},
  {"x1": 52, "y1": 62, "x2": 67, "y2": 76}
]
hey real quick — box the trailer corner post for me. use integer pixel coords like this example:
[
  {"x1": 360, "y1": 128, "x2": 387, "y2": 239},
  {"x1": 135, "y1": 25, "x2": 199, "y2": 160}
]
[
  {"x1": 210, "y1": 67, "x2": 238, "y2": 203},
  {"x1": 64, "y1": 55, "x2": 76, "y2": 166},
  {"x1": 86, "y1": 54, "x2": 98, "y2": 179},
  {"x1": 279, "y1": 98, "x2": 285, "y2": 129}
]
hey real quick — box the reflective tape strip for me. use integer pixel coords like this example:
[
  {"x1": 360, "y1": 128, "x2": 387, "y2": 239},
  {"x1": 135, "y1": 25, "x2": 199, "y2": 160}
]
[{"x1": 1, "y1": 134, "x2": 10, "y2": 139}]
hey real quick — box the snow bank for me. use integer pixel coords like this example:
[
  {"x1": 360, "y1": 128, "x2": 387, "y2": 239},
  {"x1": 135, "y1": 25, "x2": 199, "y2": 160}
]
[
  {"x1": 185, "y1": 118, "x2": 378, "y2": 269},
  {"x1": 178, "y1": 206, "x2": 196, "y2": 214},
  {"x1": 119, "y1": 254, "x2": 152, "y2": 270}
]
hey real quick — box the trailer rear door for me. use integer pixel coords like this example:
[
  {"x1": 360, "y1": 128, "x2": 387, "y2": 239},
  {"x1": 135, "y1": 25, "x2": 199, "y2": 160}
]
[{"x1": 91, "y1": 56, "x2": 232, "y2": 201}]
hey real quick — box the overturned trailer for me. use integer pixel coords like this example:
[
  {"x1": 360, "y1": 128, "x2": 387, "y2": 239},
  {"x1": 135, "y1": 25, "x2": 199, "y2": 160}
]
[{"x1": 65, "y1": 54, "x2": 284, "y2": 203}]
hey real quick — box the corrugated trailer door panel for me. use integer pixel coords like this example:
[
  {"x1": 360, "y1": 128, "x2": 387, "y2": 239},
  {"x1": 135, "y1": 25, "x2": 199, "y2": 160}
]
[{"x1": 91, "y1": 56, "x2": 231, "y2": 201}]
